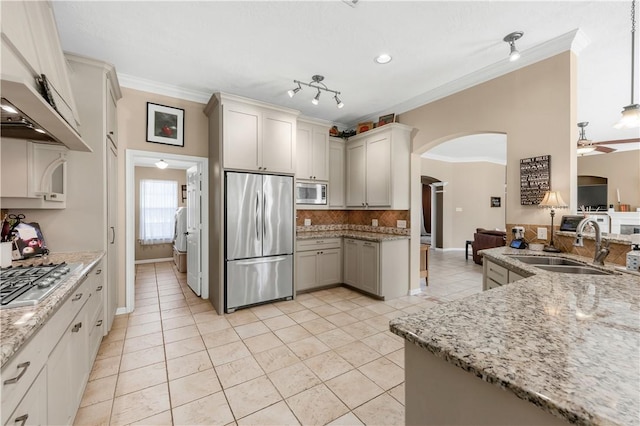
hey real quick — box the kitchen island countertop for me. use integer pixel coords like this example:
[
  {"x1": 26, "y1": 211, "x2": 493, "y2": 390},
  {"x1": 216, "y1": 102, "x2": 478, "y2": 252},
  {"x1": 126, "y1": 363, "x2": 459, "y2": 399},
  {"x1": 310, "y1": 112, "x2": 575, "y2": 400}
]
[
  {"x1": 390, "y1": 246, "x2": 640, "y2": 426},
  {"x1": 0, "y1": 251, "x2": 105, "y2": 368}
]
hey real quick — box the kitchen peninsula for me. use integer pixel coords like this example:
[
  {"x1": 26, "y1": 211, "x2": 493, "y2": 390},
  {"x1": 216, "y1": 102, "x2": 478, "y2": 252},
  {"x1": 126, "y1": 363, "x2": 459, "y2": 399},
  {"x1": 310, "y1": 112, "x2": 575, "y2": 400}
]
[{"x1": 391, "y1": 247, "x2": 640, "y2": 426}]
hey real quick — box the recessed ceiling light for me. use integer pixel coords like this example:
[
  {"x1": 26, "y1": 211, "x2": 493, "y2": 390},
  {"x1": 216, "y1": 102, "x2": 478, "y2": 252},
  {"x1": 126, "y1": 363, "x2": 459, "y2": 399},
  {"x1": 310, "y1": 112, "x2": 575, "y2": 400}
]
[{"x1": 375, "y1": 54, "x2": 392, "y2": 64}]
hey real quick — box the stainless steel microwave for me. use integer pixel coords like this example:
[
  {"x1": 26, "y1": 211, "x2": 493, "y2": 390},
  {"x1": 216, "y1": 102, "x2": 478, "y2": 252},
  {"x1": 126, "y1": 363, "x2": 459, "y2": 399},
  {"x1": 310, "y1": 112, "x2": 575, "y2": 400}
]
[{"x1": 296, "y1": 182, "x2": 327, "y2": 205}]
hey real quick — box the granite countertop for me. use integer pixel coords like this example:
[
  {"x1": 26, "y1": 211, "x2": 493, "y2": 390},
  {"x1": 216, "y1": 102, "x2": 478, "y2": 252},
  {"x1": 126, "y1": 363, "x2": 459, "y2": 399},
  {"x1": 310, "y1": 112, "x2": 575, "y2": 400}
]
[
  {"x1": 0, "y1": 251, "x2": 105, "y2": 368},
  {"x1": 296, "y1": 230, "x2": 409, "y2": 242},
  {"x1": 391, "y1": 247, "x2": 640, "y2": 426}
]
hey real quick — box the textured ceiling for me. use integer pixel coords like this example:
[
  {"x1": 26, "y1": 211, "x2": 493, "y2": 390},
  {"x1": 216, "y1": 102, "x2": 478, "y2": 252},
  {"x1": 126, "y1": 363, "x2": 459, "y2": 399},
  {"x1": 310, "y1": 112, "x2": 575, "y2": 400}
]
[{"x1": 52, "y1": 1, "x2": 640, "y2": 146}]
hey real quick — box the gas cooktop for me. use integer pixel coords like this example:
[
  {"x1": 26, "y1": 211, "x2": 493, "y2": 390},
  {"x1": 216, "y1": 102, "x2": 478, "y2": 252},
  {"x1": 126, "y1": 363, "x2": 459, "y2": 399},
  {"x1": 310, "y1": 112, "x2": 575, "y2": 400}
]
[{"x1": 0, "y1": 262, "x2": 82, "y2": 309}]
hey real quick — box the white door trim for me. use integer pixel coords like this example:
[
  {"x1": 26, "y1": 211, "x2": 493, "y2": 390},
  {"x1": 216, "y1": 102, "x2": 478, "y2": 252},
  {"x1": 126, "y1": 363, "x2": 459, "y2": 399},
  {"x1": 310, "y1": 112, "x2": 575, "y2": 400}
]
[{"x1": 124, "y1": 149, "x2": 209, "y2": 314}]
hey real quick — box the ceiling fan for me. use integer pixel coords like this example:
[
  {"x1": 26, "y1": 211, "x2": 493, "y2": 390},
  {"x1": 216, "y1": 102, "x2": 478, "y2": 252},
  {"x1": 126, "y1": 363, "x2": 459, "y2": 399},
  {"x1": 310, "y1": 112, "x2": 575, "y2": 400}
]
[{"x1": 576, "y1": 122, "x2": 639, "y2": 155}]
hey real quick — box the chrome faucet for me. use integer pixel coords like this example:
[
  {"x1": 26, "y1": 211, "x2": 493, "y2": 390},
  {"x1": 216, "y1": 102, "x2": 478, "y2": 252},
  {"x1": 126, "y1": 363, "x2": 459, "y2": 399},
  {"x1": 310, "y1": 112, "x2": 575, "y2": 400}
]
[{"x1": 574, "y1": 217, "x2": 610, "y2": 266}]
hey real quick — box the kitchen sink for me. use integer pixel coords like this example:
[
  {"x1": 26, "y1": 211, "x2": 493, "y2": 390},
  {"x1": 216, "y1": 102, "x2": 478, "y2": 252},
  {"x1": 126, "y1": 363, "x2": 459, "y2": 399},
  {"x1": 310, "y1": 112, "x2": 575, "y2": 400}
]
[
  {"x1": 533, "y1": 265, "x2": 614, "y2": 275},
  {"x1": 509, "y1": 255, "x2": 585, "y2": 266}
]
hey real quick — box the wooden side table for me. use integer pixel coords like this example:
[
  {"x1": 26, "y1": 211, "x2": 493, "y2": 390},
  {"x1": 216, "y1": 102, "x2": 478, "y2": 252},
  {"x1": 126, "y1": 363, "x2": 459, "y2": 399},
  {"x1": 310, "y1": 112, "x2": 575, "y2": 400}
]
[{"x1": 420, "y1": 244, "x2": 430, "y2": 279}]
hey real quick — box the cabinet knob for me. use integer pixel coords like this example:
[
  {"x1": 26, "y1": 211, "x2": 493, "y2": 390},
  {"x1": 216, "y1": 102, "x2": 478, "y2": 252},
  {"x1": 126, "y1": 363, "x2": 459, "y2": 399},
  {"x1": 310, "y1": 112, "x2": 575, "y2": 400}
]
[
  {"x1": 96, "y1": 320, "x2": 103, "y2": 327},
  {"x1": 72, "y1": 293, "x2": 83, "y2": 302},
  {"x1": 96, "y1": 269, "x2": 102, "y2": 275},
  {"x1": 3, "y1": 361, "x2": 30, "y2": 385},
  {"x1": 72, "y1": 322, "x2": 83, "y2": 333},
  {"x1": 96, "y1": 285, "x2": 103, "y2": 292},
  {"x1": 309, "y1": 176, "x2": 313, "y2": 179}
]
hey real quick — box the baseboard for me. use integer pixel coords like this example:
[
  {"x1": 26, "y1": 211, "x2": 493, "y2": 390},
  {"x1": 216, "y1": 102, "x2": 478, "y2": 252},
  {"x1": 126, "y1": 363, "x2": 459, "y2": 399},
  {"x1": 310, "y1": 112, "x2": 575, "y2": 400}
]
[
  {"x1": 134, "y1": 257, "x2": 173, "y2": 264},
  {"x1": 439, "y1": 248, "x2": 465, "y2": 252},
  {"x1": 115, "y1": 307, "x2": 130, "y2": 315},
  {"x1": 410, "y1": 288, "x2": 424, "y2": 296}
]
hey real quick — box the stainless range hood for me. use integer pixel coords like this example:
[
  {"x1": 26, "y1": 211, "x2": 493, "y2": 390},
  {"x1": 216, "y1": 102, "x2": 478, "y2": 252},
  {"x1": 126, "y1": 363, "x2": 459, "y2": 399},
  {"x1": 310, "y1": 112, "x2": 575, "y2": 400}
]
[{"x1": 1, "y1": 75, "x2": 92, "y2": 152}]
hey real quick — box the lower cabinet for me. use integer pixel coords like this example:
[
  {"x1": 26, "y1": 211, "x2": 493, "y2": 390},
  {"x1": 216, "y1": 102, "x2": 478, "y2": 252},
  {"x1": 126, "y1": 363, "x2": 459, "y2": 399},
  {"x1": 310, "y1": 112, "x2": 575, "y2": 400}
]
[
  {"x1": 296, "y1": 238, "x2": 342, "y2": 292},
  {"x1": 1, "y1": 260, "x2": 105, "y2": 426},
  {"x1": 5, "y1": 367, "x2": 47, "y2": 426},
  {"x1": 483, "y1": 259, "x2": 526, "y2": 290},
  {"x1": 343, "y1": 238, "x2": 408, "y2": 300}
]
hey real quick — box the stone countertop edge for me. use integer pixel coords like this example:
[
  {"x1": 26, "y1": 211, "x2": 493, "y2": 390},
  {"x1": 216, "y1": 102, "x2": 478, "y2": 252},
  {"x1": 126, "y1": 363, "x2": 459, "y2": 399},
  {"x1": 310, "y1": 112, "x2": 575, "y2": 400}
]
[
  {"x1": 390, "y1": 246, "x2": 640, "y2": 426},
  {"x1": 0, "y1": 251, "x2": 105, "y2": 368},
  {"x1": 296, "y1": 230, "x2": 410, "y2": 242}
]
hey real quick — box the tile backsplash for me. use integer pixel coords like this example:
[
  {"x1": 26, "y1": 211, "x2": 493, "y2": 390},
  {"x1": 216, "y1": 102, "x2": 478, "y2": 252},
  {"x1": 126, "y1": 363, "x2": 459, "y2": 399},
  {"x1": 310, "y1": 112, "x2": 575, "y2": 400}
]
[
  {"x1": 297, "y1": 210, "x2": 409, "y2": 229},
  {"x1": 506, "y1": 222, "x2": 630, "y2": 266}
]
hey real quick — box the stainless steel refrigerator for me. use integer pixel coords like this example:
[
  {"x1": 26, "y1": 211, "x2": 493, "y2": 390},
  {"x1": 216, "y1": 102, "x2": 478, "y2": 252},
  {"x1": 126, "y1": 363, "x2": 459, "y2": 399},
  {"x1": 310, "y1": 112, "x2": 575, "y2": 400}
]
[{"x1": 225, "y1": 172, "x2": 294, "y2": 313}]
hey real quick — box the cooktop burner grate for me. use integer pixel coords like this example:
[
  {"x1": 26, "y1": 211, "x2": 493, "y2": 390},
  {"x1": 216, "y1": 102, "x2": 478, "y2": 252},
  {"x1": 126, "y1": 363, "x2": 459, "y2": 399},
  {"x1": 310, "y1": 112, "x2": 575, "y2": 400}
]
[{"x1": 0, "y1": 262, "x2": 79, "y2": 308}]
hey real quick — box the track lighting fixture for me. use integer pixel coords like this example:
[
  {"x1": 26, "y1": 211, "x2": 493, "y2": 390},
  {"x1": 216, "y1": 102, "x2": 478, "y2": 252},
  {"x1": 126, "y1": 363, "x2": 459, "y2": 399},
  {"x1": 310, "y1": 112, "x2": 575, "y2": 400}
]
[
  {"x1": 503, "y1": 31, "x2": 523, "y2": 62},
  {"x1": 312, "y1": 90, "x2": 321, "y2": 105},
  {"x1": 287, "y1": 83, "x2": 302, "y2": 98},
  {"x1": 155, "y1": 159, "x2": 168, "y2": 169},
  {"x1": 615, "y1": 0, "x2": 640, "y2": 129},
  {"x1": 287, "y1": 75, "x2": 344, "y2": 108}
]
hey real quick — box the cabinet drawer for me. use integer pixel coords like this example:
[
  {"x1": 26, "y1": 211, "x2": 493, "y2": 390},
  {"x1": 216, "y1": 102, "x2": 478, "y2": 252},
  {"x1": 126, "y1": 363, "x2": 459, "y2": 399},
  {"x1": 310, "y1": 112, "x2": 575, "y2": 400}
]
[
  {"x1": 88, "y1": 307, "x2": 104, "y2": 363},
  {"x1": 297, "y1": 238, "x2": 341, "y2": 252},
  {"x1": 0, "y1": 339, "x2": 47, "y2": 425},
  {"x1": 486, "y1": 262, "x2": 508, "y2": 286},
  {"x1": 3, "y1": 365, "x2": 47, "y2": 426}
]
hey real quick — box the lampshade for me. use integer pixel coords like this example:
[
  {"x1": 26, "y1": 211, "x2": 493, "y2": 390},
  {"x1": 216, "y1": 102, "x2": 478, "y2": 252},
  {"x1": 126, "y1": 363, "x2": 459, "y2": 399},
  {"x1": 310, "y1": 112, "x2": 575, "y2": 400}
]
[
  {"x1": 576, "y1": 145, "x2": 596, "y2": 155},
  {"x1": 538, "y1": 191, "x2": 568, "y2": 209}
]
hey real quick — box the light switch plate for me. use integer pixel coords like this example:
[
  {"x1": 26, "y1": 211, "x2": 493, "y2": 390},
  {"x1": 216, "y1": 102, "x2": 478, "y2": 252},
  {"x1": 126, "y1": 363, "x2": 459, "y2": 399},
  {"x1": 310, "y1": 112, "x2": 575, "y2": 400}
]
[
  {"x1": 304, "y1": 218, "x2": 311, "y2": 226},
  {"x1": 537, "y1": 227, "x2": 547, "y2": 240},
  {"x1": 397, "y1": 220, "x2": 407, "y2": 229},
  {"x1": 455, "y1": 207, "x2": 463, "y2": 212},
  {"x1": 372, "y1": 219, "x2": 378, "y2": 227}
]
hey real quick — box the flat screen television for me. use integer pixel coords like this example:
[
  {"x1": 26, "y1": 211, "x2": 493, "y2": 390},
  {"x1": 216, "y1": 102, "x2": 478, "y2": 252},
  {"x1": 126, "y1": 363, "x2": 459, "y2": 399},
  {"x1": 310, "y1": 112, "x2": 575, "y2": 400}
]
[{"x1": 577, "y1": 184, "x2": 608, "y2": 211}]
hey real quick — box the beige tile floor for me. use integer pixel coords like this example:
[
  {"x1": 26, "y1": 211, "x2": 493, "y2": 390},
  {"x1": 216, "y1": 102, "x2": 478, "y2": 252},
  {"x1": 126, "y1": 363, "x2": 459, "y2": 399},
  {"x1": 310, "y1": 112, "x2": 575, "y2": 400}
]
[{"x1": 75, "y1": 250, "x2": 481, "y2": 425}]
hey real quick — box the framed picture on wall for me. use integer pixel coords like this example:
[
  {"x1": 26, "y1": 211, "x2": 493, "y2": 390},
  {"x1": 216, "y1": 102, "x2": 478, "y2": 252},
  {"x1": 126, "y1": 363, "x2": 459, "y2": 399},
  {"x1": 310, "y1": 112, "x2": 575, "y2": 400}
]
[
  {"x1": 146, "y1": 102, "x2": 184, "y2": 147},
  {"x1": 491, "y1": 196, "x2": 501, "y2": 207}
]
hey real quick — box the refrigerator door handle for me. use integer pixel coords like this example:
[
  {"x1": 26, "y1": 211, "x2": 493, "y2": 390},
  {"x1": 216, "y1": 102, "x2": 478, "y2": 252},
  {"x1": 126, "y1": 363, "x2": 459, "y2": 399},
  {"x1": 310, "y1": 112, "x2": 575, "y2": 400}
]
[
  {"x1": 235, "y1": 256, "x2": 287, "y2": 266},
  {"x1": 263, "y1": 193, "x2": 267, "y2": 242},
  {"x1": 255, "y1": 192, "x2": 260, "y2": 241}
]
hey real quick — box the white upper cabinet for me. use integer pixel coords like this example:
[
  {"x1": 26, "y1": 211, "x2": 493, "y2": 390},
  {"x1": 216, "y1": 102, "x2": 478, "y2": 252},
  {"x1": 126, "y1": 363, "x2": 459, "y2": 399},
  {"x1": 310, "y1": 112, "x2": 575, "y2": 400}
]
[
  {"x1": 210, "y1": 94, "x2": 299, "y2": 174},
  {"x1": 296, "y1": 120, "x2": 329, "y2": 181},
  {"x1": 345, "y1": 123, "x2": 412, "y2": 209},
  {"x1": 0, "y1": 139, "x2": 68, "y2": 208},
  {"x1": 263, "y1": 109, "x2": 296, "y2": 174},
  {"x1": 223, "y1": 101, "x2": 262, "y2": 171},
  {"x1": 329, "y1": 137, "x2": 345, "y2": 209}
]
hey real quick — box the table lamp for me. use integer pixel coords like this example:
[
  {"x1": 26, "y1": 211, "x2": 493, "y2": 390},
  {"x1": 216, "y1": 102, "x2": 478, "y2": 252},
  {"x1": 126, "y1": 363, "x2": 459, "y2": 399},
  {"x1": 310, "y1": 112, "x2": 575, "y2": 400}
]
[{"x1": 538, "y1": 190, "x2": 568, "y2": 252}]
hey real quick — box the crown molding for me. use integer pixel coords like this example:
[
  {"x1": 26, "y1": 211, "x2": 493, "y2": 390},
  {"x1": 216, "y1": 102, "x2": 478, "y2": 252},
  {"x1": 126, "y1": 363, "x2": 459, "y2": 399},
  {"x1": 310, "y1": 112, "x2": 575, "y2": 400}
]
[
  {"x1": 349, "y1": 28, "x2": 591, "y2": 129},
  {"x1": 117, "y1": 73, "x2": 212, "y2": 104}
]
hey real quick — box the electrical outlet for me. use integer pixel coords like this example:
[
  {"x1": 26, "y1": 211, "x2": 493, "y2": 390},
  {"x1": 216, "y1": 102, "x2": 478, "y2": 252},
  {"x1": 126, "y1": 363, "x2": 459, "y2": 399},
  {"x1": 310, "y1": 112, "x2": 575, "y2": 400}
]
[
  {"x1": 372, "y1": 219, "x2": 378, "y2": 227},
  {"x1": 537, "y1": 227, "x2": 547, "y2": 240},
  {"x1": 397, "y1": 220, "x2": 407, "y2": 229},
  {"x1": 455, "y1": 207, "x2": 463, "y2": 212},
  {"x1": 304, "y1": 218, "x2": 311, "y2": 226}
]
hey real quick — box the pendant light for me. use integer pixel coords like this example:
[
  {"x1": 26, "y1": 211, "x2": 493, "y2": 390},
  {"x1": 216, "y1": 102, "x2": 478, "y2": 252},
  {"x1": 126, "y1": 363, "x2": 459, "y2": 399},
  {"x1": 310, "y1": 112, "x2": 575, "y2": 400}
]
[
  {"x1": 615, "y1": 0, "x2": 640, "y2": 129},
  {"x1": 155, "y1": 159, "x2": 168, "y2": 169}
]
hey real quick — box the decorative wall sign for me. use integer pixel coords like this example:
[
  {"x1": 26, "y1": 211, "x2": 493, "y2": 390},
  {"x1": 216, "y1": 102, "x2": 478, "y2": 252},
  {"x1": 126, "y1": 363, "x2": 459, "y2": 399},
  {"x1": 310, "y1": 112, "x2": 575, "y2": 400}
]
[
  {"x1": 490, "y1": 197, "x2": 501, "y2": 208},
  {"x1": 520, "y1": 155, "x2": 551, "y2": 205},
  {"x1": 146, "y1": 102, "x2": 184, "y2": 147}
]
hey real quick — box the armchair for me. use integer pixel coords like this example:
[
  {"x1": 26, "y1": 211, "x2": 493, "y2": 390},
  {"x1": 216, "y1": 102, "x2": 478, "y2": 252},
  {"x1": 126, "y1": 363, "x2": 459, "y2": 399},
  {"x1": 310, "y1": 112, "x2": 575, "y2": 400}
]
[{"x1": 471, "y1": 228, "x2": 506, "y2": 265}]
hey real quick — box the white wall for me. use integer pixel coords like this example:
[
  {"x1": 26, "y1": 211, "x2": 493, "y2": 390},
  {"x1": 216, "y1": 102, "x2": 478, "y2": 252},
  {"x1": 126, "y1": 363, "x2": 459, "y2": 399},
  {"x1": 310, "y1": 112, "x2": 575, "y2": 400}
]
[{"x1": 421, "y1": 158, "x2": 505, "y2": 249}]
